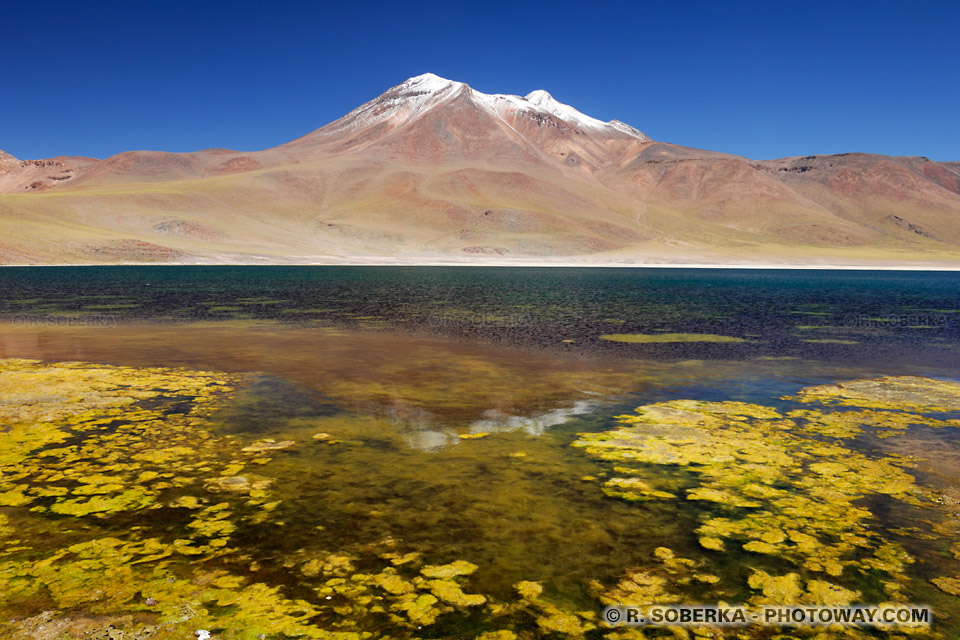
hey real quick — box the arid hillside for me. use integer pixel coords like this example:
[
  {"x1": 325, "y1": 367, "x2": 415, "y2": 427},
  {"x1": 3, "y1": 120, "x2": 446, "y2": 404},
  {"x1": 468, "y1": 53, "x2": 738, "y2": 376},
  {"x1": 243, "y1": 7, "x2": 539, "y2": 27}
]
[{"x1": 2, "y1": 74, "x2": 958, "y2": 266}]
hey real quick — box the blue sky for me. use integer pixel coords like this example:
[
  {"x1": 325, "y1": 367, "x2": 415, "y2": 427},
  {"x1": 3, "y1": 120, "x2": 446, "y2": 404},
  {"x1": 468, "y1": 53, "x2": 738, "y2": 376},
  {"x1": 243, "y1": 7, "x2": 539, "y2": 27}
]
[{"x1": 1, "y1": 0, "x2": 957, "y2": 161}]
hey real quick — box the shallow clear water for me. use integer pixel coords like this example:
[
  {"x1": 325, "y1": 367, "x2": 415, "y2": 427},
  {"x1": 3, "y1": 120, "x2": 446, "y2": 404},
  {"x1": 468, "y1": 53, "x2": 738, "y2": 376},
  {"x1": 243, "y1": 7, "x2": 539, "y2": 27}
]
[{"x1": 1, "y1": 267, "x2": 959, "y2": 637}]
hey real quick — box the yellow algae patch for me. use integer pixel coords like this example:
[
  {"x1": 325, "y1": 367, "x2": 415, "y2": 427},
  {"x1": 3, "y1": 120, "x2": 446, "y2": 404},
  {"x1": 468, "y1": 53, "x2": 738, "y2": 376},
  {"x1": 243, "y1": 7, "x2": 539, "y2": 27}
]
[
  {"x1": 0, "y1": 489, "x2": 33, "y2": 507},
  {"x1": 131, "y1": 446, "x2": 196, "y2": 464},
  {"x1": 0, "y1": 359, "x2": 334, "y2": 637},
  {"x1": 241, "y1": 438, "x2": 296, "y2": 452},
  {"x1": 171, "y1": 495, "x2": 203, "y2": 509},
  {"x1": 5, "y1": 358, "x2": 958, "y2": 637},
  {"x1": 804, "y1": 580, "x2": 860, "y2": 606},
  {"x1": 748, "y1": 571, "x2": 803, "y2": 604},
  {"x1": 600, "y1": 333, "x2": 745, "y2": 344},
  {"x1": 0, "y1": 535, "x2": 321, "y2": 638},
  {"x1": 371, "y1": 568, "x2": 416, "y2": 595},
  {"x1": 788, "y1": 375, "x2": 960, "y2": 412},
  {"x1": 0, "y1": 359, "x2": 250, "y2": 520},
  {"x1": 476, "y1": 632, "x2": 518, "y2": 640},
  {"x1": 573, "y1": 391, "x2": 949, "y2": 614},
  {"x1": 394, "y1": 592, "x2": 442, "y2": 625},
  {"x1": 698, "y1": 536, "x2": 725, "y2": 551},
  {"x1": 653, "y1": 547, "x2": 674, "y2": 560},
  {"x1": 742, "y1": 540, "x2": 780, "y2": 555},
  {"x1": 687, "y1": 487, "x2": 761, "y2": 508},
  {"x1": 421, "y1": 560, "x2": 478, "y2": 579},
  {"x1": 305, "y1": 551, "x2": 509, "y2": 632},
  {"x1": 931, "y1": 576, "x2": 960, "y2": 596},
  {"x1": 50, "y1": 489, "x2": 154, "y2": 517},
  {"x1": 301, "y1": 551, "x2": 356, "y2": 578},
  {"x1": 597, "y1": 547, "x2": 718, "y2": 623},
  {"x1": 789, "y1": 406, "x2": 960, "y2": 439},
  {"x1": 425, "y1": 578, "x2": 486, "y2": 607},
  {"x1": 204, "y1": 474, "x2": 273, "y2": 495},
  {"x1": 187, "y1": 506, "x2": 237, "y2": 539},
  {"x1": 515, "y1": 580, "x2": 595, "y2": 636},
  {"x1": 603, "y1": 477, "x2": 677, "y2": 501},
  {"x1": 380, "y1": 551, "x2": 422, "y2": 566},
  {"x1": 514, "y1": 580, "x2": 544, "y2": 600}
]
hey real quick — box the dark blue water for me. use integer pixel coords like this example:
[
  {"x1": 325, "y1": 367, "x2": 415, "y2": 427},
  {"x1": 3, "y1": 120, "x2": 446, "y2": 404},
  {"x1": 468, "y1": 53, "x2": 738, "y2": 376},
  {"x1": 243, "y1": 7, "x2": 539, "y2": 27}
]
[{"x1": 1, "y1": 266, "x2": 958, "y2": 369}]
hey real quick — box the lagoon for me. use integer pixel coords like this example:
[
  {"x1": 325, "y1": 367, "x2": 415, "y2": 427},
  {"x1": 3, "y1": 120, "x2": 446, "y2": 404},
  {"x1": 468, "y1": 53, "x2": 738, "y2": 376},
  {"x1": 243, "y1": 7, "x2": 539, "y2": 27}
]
[{"x1": 0, "y1": 267, "x2": 958, "y2": 638}]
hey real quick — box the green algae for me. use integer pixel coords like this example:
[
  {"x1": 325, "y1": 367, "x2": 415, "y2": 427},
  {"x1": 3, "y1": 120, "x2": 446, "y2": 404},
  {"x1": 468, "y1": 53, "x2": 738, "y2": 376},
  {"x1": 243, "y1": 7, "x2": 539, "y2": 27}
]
[
  {"x1": 573, "y1": 384, "x2": 960, "y2": 634},
  {"x1": 420, "y1": 559, "x2": 478, "y2": 579},
  {"x1": 0, "y1": 359, "x2": 327, "y2": 638},
  {"x1": 0, "y1": 358, "x2": 584, "y2": 637},
  {"x1": 931, "y1": 576, "x2": 960, "y2": 596},
  {"x1": 514, "y1": 580, "x2": 596, "y2": 636},
  {"x1": 600, "y1": 333, "x2": 746, "y2": 344},
  {"x1": 786, "y1": 407, "x2": 960, "y2": 438},
  {"x1": 788, "y1": 375, "x2": 960, "y2": 412},
  {"x1": 3, "y1": 358, "x2": 959, "y2": 639}
]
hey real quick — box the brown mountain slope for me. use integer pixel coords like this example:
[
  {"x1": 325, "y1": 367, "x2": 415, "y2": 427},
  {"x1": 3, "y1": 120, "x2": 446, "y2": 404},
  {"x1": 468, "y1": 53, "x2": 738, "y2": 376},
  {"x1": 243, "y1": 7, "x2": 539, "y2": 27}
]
[{"x1": 0, "y1": 74, "x2": 958, "y2": 266}]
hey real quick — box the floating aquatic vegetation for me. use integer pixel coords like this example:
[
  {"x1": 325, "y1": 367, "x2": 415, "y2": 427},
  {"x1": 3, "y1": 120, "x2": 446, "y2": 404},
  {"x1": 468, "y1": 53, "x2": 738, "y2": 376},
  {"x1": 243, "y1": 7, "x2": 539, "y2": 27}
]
[
  {"x1": 420, "y1": 559, "x2": 478, "y2": 579},
  {"x1": 0, "y1": 359, "x2": 325, "y2": 638},
  {"x1": 573, "y1": 384, "x2": 960, "y2": 627},
  {"x1": 3, "y1": 359, "x2": 958, "y2": 638},
  {"x1": 602, "y1": 477, "x2": 676, "y2": 501},
  {"x1": 306, "y1": 549, "x2": 496, "y2": 631},
  {"x1": 240, "y1": 439, "x2": 297, "y2": 452},
  {"x1": 0, "y1": 534, "x2": 324, "y2": 639},
  {"x1": 425, "y1": 577, "x2": 487, "y2": 606},
  {"x1": 785, "y1": 407, "x2": 960, "y2": 438},
  {"x1": 932, "y1": 576, "x2": 960, "y2": 596},
  {"x1": 788, "y1": 376, "x2": 960, "y2": 412},
  {"x1": 0, "y1": 359, "x2": 248, "y2": 518},
  {"x1": 204, "y1": 474, "x2": 274, "y2": 495},
  {"x1": 476, "y1": 631, "x2": 518, "y2": 640},
  {"x1": 514, "y1": 580, "x2": 596, "y2": 636},
  {"x1": 599, "y1": 333, "x2": 746, "y2": 344}
]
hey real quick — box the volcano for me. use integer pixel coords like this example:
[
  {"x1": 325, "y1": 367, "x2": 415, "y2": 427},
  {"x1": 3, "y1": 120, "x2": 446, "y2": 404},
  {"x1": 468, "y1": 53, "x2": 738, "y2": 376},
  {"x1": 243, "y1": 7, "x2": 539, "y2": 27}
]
[{"x1": 1, "y1": 73, "x2": 959, "y2": 266}]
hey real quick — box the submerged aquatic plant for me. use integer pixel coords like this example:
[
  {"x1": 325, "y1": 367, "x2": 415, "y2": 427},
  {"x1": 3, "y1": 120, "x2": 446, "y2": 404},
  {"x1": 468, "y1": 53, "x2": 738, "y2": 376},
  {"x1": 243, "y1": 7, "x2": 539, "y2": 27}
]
[
  {"x1": 788, "y1": 376, "x2": 960, "y2": 413},
  {"x1": 599, "y1": 333, "x2": 746, "y2": 344},
  {"x1": 2, "y1": 359, "x2": 959, "y2": 638},
  {"x1": 574, "y1": 382, "x2": 960, "y2": 635},
  {"x1": 0, "y1": 359, "x2": 340, "y2": 638}
]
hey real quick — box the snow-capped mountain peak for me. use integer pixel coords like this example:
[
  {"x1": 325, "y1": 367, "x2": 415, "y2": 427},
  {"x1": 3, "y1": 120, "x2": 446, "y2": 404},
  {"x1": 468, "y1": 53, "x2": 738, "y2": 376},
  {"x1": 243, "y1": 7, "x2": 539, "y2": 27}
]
[
  {"x1": 521, "y1": 89, "x2": 617, "y2": 134},
  {"x1": 322, "y1": 74, "x2": 650, "y2": 145},
  {"x1": 402, "y1": 73, "x2": 464, "y2": 93},
  {"x1": 524, "y1": 89, "x2": 555, "y2": 104}
]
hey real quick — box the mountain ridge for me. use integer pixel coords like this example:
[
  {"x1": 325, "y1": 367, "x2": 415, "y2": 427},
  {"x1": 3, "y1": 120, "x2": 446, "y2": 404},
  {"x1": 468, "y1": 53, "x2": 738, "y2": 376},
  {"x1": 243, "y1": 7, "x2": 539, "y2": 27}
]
[{"x1": 1, "y1": 74, "x2": 959, "y2": 266}]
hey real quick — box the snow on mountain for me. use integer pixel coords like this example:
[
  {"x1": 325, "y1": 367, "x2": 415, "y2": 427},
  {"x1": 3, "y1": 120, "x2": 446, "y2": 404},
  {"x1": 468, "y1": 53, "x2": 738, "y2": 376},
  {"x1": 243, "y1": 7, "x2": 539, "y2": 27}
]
[
  {"x1": 521, "y1": 89, "x2": 619, "y2": 135},
  {"x1": 330, "y1": 73, "x2": 469, "y2": 132},
  {"x1": 332, "y1": 73, "x2": 650, "y2": 142},
  {"x1": 606, "y1": 120, "x2": 649, "y2": 139}
]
